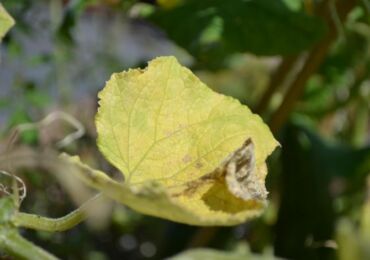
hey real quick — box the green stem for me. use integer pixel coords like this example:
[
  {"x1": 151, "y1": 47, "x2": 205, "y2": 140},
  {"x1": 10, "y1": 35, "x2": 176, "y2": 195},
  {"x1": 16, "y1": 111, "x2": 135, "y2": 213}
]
[
  {"x1": 0, "y1": 229, "x2": 58, "y2": 260},
  {"x1": 13, "y1": 193, "x2": 101, "y2": 232}
]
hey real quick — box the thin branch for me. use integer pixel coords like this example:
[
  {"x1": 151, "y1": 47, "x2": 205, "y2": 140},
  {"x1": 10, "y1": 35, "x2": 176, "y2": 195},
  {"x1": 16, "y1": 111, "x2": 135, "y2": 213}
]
[
  {"x1": 269, "y1": 0, "x2": 358, "y2": 133},
  {"x1": 0, "y1": 230, "x2": 58, "y2": 260},
  {"x1": 254, "y1": 56, "x2": 298, "y2": 114},
  {"x1": 14, "y1": 111, "x2": 85, "y2": 149}
]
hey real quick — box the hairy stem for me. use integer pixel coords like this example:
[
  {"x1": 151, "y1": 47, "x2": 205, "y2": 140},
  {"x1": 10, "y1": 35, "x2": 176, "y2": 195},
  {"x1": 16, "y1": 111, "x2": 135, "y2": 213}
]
[
  {"x1": 0, "y1": 230, "x2": 58, "y2": 260},
  {"x1": 13, "y1": 193, "x2": 102, "y2": 232}
]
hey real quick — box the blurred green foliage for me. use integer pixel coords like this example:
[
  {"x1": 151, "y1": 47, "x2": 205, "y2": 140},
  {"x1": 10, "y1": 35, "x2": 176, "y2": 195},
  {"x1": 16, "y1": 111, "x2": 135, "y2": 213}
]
[
  {"x1": 275, "y1": 123, "x2": 370, "y2": 259},
  {"x1": 150, "y1": 0, "x2": 325, "y2": 68}
]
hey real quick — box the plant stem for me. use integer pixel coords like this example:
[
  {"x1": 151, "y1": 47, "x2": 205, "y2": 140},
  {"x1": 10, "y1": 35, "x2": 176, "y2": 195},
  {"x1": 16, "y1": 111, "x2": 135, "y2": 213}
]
[
  {"x1": 254, "y1": 55, "x2": 298, "y2": 114},
  {"x1": 13, "y1": 193, "x2": 102, "y2": 232},
  {"x1": 0, "y1": 229, "x2": 58, "y2": 260},
  {"x1": 269, "y1": 0, "x2": 358, "y2": 133}
]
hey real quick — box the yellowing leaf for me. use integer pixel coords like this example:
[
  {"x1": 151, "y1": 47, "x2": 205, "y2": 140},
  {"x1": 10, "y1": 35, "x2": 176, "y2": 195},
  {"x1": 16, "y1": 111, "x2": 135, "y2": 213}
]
[
  {"x1": 62, "y1": 154, "x2": 265, "y2": 226},
  {"x1": 67, "y1": 56, "x2": 279, "y2": 226},
  {"x1": 0, "y1": 4, "x2": 14, "y2": 41}
]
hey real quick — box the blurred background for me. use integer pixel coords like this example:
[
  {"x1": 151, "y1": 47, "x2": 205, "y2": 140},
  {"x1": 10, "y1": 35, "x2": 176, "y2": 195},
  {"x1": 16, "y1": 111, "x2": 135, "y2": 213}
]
[{"x1": 0, "y1": 0, "x2": 369, "y2": 259}]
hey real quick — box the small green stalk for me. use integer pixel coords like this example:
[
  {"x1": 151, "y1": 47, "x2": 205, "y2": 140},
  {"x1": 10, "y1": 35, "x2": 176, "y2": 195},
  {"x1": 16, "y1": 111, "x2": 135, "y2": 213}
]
[
  {"x1": 13, "y1": 193, "x2": 101, "y2": 232},
  {"x1": 0, "y1": 229, "x2": 58, "y2": 260}
]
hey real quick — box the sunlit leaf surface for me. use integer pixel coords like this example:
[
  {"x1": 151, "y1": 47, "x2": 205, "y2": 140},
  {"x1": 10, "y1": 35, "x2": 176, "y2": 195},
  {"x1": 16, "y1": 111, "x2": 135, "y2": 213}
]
[
  {"x1": 0, "y1": 4, "x2": 14, "y2": 41},
  {"x1": 66, "y1": 56, "x2": 278, "y2": 225}
]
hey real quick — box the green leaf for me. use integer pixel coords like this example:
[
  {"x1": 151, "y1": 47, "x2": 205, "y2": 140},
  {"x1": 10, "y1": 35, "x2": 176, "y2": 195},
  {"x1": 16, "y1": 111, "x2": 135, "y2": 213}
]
[
  {"x1": 0, "y1": 4, "x2": 15, "y2": 41},
  {"x1": 274, "y1": 123, "x2": 370, "y2": 258},
  {"x1": 65, "y1": 56, "x2": 278, "y2": 226},
  {"x1": 149, "y1": 0, "x2": 325, "y2": 67},
  {"x1": 168, "y1": 247, "x2": 277, "y2": 260}
]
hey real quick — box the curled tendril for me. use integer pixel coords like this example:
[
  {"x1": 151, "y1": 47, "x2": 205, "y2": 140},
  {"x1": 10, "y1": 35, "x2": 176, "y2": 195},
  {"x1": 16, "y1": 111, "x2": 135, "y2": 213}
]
[
  {"x1": 0, "y1": 112, "x2": 85, "y2": 204},
  {"x1": 0, "y1": 170, "x2": 27, "y2": 203},
  {"x1": 15, "y1": 111, "x2": 85, "y2": 149}
]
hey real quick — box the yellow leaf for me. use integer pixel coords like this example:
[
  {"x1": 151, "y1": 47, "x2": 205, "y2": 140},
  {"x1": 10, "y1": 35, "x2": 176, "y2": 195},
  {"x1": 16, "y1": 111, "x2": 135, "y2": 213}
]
[
  {"x1": 67, "y1": 56, "x2": 279, "y2": 226},
  {"x1": 0, "y1": 4, "x2": 14, "y2": 41}
]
